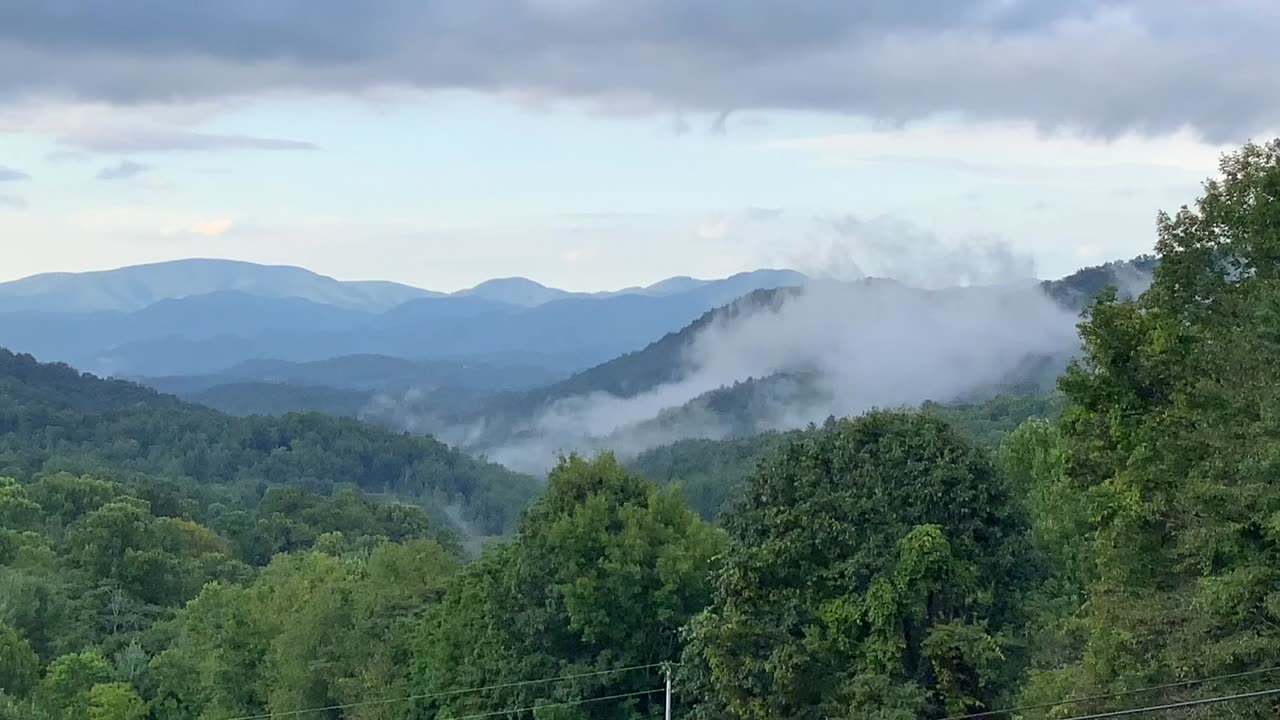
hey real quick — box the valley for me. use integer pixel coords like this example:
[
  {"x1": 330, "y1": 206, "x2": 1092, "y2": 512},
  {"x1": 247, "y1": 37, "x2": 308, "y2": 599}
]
[{"x1": 0, "y1": 255, "x2": 1149, "y2": 475}]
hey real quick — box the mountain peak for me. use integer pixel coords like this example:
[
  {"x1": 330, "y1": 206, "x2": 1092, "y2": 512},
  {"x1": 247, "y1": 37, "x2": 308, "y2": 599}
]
[
  {"x1": 453, "y1": 277, "x2": 570, "y2": 307},
  {"x1": 0, "y1": 258, "x2": 435, "y2": 313},
  {"x1": 463, "y1": 276, "x2": 552, "y2": 291}
]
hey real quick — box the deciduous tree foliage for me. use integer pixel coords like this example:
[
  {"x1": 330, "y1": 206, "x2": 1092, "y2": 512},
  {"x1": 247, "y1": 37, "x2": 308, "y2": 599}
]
[
  {"x1": 86, "y1": 682, "x2": 147, "y2": 720},
  {"x1": 1022, "y1": 140, "x2": 1280, "y2": 716},
  {"x1": 0, "y1": 464, "x2": 450, "y2": 718},
  {"x1": 415, "y1": 453, "x2": 724, "y2": 720},
  {"x1": 0, "y1": 624, "x2": 39, "y2": 699},
  {"x1": 167, "y1": 540, "x2": 460, "y2": 720},
  {"x1": 0, "y1": 348, "x2": 538, "y2": 537},
  {"x1": 684, "y1": 412, "x2": 1033, "y2": 719}
]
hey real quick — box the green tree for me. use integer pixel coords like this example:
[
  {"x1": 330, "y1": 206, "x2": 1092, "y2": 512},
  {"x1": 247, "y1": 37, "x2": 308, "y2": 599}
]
[
  {"x1": 181, "y1": 583, "x2": 265, "y2": 717},
  {"x1": 330, "y1": 540, "x2": 460, "y2": 720},
  {"x1": 179, "y1": 539, "x2": 460, "y2": 720},
  {"x1": 995, "y1": 420, "x2": 1092, "y2": 699},
  {"x1": 26, "y1": 473, "x2": 118, "y2": 527},
  {"x1": 0, "y1": 624, "x2": 39, "y2": 698},
  {"x1": 146, "y1": 645, "x2": 205, "y2": 720},
  {"x1": 0, "y1": 480, "x2": 41, "y2": 533},
  {"x1": 87, "y1": 682, "x2": 146, "y2": 720},
  {"x1": 417, "y1": 453, "x2": 724, "y2": 719},
  {"x1": 38, "y1": 650, "x2": 113, "y2": 720},
  {"x1": 685, "y1": 413, "x2": 1033, "y2": 719},
  {"x1": 1043, "y1": 139, "x2": 1280, "y2": 715}
]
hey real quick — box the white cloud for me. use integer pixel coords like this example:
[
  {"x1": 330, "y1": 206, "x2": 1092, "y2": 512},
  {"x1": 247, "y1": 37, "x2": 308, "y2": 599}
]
[
  {"x1": 187, "y1": 217, "x2": 236, "y2": 237},
  {"x1": 480, "y1": 278, "x2": 1082, "y2": 472},
  {"x1": 695, "y1": 217, "x2": 730, "y2": 240}
]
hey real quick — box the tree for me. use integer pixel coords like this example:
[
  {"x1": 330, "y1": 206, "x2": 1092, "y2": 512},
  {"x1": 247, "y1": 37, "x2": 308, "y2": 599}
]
[
  {"x1": 0, "y1": 479, "x2": 41, "y2": 533},
  {"x1": 1044, "y1": 140, "x2": 1280, "y2": 715},
  {"x1": 685, "y1": 412, "x2": 1033, "y2": 719},
  {"x1": 177, "y1": 539, "x2": 461, "y2": 720},
  {"x1": 181, "y1": 582, "x2": 266, "y2": 717},
  {"x1": 87, "y1": 682, "x2": 147, "y2": 720},
  {"x1": 0, "y1": 624, "x2": 39, "y2": 699},
  {"x1": 38, "y1": 650, "x2": 113, "y2": 720},
  {"x1": 416, "y1": 453, "x2": 724, "y2": 720},
  {"x1": 995, "y1": 420, "x2": 1092, "y2": 704}
]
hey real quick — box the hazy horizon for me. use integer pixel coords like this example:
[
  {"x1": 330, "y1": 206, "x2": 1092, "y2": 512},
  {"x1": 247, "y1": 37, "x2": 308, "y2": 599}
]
[{"x1": 0, "y1": 252, "x2": 1123, "y2": 296}]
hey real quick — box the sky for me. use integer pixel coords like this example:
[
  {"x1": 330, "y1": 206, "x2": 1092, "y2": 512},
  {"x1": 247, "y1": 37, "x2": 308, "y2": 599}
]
[{"x1": 0, "y1": 0, "x2": 1275, "y2": 292}]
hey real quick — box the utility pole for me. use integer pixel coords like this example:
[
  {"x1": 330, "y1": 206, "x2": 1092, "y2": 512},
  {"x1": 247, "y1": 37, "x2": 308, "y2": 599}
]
[{"x1": 664, "y1": 665, "x2": 673, "y2": 720}]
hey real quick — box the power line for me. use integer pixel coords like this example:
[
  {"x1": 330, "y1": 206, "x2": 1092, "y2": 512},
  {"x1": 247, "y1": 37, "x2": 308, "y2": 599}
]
[
  {"x1": 942, "y1": 665, "x2": 1280, "y2": 719},
  {"x1": 1056, "y1": 686, "x2": 1280, "y2": 719},
  {"x1": 221, "y1": 663, "x2": 667, "y2": 720},
  {"x1": 442, "y1": 687, "x2": 664, "y2": 720}
]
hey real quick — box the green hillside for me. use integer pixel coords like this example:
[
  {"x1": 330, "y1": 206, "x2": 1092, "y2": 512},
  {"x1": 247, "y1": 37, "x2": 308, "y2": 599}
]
[{"x1": 0, "y1": 349, "x2": 538, "y2": 537}]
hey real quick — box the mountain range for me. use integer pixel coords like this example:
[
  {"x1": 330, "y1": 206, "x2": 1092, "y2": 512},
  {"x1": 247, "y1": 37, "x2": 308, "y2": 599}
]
[
  {"x1": 0, "y1": 255, "x2": 1157, "y2": 473},
  {"x1": 0, "y1": 258, "x2": 807, "y2": 312},
  {"x1": 0, "y1": 260, "x2": 808, "y2": 377}
]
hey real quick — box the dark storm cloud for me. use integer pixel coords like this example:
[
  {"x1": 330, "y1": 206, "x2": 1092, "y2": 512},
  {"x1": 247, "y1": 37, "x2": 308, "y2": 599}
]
[
  {"x1": 95, "y1": 160, "x2": 152, "y2": 180},
  {"x1": 0, "y1": 0, "x2": 1275, "y2": 140}
]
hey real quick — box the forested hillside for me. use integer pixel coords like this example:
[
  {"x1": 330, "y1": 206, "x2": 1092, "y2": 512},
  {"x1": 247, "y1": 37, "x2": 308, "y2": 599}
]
[
  {"x1": 0, "y1": 349, "x2": 538, "y2": 536},
  {"x1": 451, "y1": 265, "x2": 1147, "y2": 467},
  {"x1": 3, "y1": 141, "x2": 1279, "y2": 718},
  {"x1": 473, "y1": 260, "x2": 1149, "y2": 432},
  {"x1": 631, "y1": 391, "x2": 1063, "y2": 520}
]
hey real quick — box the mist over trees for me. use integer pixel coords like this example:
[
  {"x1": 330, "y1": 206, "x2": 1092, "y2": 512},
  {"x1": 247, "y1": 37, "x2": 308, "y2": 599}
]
[{"x1": 2, "y1": 140, "x2": 1279, "y2": 718}]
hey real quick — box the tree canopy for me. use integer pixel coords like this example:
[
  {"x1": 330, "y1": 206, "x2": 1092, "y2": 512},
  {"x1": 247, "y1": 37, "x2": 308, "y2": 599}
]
[
  {"x1": 1012, "y1": 139, "x2": 1280, "y2": 716},
  {"x1": 415, "y1": 453, "x2": 723, "y2": 719},
  {"x1": 684, "y1": 412, "x2": 1033, "y2": 719}
]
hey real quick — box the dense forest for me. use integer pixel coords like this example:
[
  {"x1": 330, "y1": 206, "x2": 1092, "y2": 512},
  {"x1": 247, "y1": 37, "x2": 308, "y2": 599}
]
[
  {"x1": 631, "y1": 390, "x2": 1063, "y2": 521},
  {"x1": 3, "y1": 140, "x2": 1280, "y2": 718},
  {"x1": 0, "y1": 350, "x2": 538, "y2": 538}
]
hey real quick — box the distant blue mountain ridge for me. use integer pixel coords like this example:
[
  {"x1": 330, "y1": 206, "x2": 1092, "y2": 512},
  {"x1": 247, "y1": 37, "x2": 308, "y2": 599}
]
[
  {"x1": 0, "y1": 259, "x2": 811, "y2": 377},
  {"x1": 0, "y1": 258, "x2": 807, "y2": 312}
]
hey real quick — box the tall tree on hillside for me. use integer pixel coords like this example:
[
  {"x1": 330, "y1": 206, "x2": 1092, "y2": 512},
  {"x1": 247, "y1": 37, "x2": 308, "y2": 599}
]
[
  {"x1": 0, "y1": 623, "x2": 39, "y2": 699},
  {"x1": 1037, "y1": 140, "x2": 1280, "y2": 715},
  {"x1": 415, "y1": 453, "x2": 724, "y2": 720},
  {"x1": 684, "y1": 412, "x2": 1033, "y2": 719}
]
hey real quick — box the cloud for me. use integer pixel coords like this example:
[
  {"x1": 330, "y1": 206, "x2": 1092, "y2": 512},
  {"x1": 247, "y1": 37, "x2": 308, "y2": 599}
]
[
  {"x1": 475, "y1": 279, "x2": 1081, "y2": 473},
  {"x1": 767, "y1": 122, "x2": 1230, "y2": 174},
  {"x1": 0, "y1": 165, "x2": 30, "y2": 182},
  {"x1": 95, "y1": 160, "x2": 151, "y2": 180},
  {"x1": 695, "y1": 207, "x2": 785, "y2": 242},
  {"x1": 44, "y1": 149, "x2": 93, "y2": 164},
  {"x1": 710, "y1": 110, "x2": 732, "y2": 135},
  {"x1": 66, "y1": 129, "x2": 316, "y2": 153},
  {"x1": 0, "y1": 100, "x2": 314, "y2": 154},
  {"x1": 0, "y1": 1, "x2": 1276, "y2": 140},
  {"x1": 186, "y1": 217, "x2": 235, "y2": 237},
  {"x1": 794, "y1": 215, "x2": 1039, "y2": 288},
  {"x1": 0, "y1": 194, "x2": 27, "y2": 209},
  {"x1": 695, "y1": 217, "x2": 730, "y2": 240},
  {"x1": 712, "y1": 210, "x2": 1038, "y2": 290}
]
